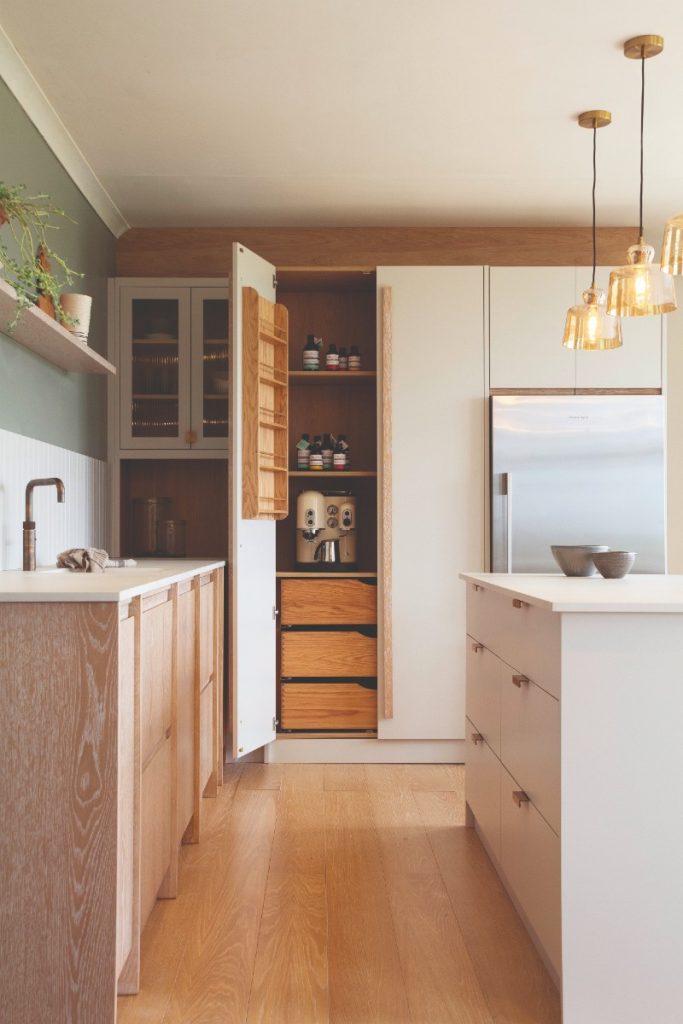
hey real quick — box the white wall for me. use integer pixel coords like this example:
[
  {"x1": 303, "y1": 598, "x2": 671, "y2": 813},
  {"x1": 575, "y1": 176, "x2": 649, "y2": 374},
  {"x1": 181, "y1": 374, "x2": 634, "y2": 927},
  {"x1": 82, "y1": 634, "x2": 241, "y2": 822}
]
[
  {"x1": 0, "y1": 427, "x2": 107, "y2": 570},
  {"x1": 667, "y1": 279, "x2": 683, "y2": 573}
]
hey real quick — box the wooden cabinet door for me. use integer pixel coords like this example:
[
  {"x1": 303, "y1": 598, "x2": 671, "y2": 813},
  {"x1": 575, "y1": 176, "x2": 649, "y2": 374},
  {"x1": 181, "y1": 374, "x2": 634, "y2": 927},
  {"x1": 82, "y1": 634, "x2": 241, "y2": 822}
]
[
  {"x1": 574, "y1": 266, "x2": 663, "y2": 389},
  {"x1": 377, "y1": 267, "x2": 486, "y2": 740},
  {"x1": 190, "y1": 286, "x2": 230, "y2": 450},
  {"x1": 229, "y1": 243, "x2": 278, "y2": 757},
  {"x1": 489, "y1": 267, "x2": 577, "y2": 389}
]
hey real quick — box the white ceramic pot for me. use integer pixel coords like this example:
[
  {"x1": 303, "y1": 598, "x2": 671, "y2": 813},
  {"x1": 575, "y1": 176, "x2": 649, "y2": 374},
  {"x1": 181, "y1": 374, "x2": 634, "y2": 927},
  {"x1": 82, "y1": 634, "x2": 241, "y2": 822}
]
[{"x1": 60, "y1": 293, "x2": 92, "y2": 342}]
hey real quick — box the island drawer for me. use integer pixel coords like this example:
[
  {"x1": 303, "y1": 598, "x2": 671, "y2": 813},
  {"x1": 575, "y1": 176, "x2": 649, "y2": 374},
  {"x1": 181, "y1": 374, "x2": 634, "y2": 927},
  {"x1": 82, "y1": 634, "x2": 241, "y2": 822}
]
[
  {"x1": 466, "y1": 583, "x2": 560, "y2": 699},
  {"x1": 501, "y1": 668, "x2": 560, "y2": 834},
  {"x1": 281, "y1": 578, "x2": 377, "y2": 625},
  {"x1": 466, "y1": 637, "x2": 503, "y2": 757},
  {"x1": 501, "y1": 764, "x2": 561, "y2": 978},
  {"x1": 281, "y1": 628, "x2": 377, "y2": 677},
  {"x1": 466, "y1": 718, "x2": 501, "y2": 863},
  {"x1": 281, "y1": 681, "x2": 377, "y2": 731}
]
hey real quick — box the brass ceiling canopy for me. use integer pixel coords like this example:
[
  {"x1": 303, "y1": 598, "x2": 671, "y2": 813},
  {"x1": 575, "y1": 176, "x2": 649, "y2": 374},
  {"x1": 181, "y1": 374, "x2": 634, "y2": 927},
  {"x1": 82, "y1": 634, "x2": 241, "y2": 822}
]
[
  {"x1": 578, "y1": 110, "x2": 612, "y2": 129},
  {"x1": 623, "y1": 35, "x2": 664, "y2": 59}
]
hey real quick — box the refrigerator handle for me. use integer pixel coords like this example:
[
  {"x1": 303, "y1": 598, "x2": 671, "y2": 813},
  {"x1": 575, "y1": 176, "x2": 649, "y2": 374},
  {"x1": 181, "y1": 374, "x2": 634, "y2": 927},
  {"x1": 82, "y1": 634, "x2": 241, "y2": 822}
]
[{"x1": 502, "y1": 472, "x2": 512, "y2": 573}]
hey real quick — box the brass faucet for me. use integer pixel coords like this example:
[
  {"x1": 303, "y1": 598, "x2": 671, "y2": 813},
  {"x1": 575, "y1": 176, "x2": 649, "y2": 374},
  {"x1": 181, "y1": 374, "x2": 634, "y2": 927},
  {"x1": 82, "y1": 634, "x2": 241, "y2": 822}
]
[{"x1": 23, "y1": 478, "x2": 66, "y2": 571}]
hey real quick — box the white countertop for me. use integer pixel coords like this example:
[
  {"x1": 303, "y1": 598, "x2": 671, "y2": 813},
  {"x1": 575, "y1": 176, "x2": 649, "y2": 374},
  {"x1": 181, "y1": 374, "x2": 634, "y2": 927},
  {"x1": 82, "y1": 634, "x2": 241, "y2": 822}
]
[
  {"x1": 0, "y1": 559, "x2": 225, "y2": 602},
  {"x1": 460, "y1": 572, "x2": 683, "y2": 613}
]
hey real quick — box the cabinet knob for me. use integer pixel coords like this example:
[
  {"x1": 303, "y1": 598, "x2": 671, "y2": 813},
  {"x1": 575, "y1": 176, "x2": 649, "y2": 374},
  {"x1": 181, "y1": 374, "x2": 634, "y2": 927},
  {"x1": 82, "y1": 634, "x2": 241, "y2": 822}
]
[
  {"x1": 185, "y1": 429, "x2": 198, "y2": 445},
  {"x1": 472, "y1": 584, "x2": 483, "y2": 592},
  {"x1": 512, "y1": 598, "x2": 529, "y2": 609},
  {"x1": 512, "y1": 790, "x2": 530, "y2": 808},
  {"x1": 471, "y1": 642, "x2": 484, "y2": 653},
  {"x1": 471, "y1": 732, "x2": 484, "y2": 745},
  {"x1": 512, "y1": 673, "x2": 529, "y2": 688}
]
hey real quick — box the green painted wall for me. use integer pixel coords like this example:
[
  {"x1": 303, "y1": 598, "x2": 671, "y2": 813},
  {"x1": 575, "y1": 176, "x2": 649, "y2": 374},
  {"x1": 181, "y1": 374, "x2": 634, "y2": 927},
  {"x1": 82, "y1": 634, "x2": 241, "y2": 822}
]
[{"x1": 0, "y1": 77, "x2": 116, "y2": 460}]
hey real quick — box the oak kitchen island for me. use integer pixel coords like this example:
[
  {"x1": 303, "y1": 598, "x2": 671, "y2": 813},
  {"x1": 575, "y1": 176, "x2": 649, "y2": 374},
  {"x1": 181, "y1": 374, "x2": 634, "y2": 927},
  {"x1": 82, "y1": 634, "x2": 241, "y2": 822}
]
[
  {"x1": 0, "y1": 559, "x2": 224, "y2": 1024},
  {"x1": 461, "y1": 571, "x2": 683, "y2": 1024}
]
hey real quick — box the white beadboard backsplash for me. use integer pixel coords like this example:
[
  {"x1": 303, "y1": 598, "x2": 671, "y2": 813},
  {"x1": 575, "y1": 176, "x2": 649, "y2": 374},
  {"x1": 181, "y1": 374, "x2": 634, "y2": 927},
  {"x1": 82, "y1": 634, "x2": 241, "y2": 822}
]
[{"x1": 0, "y1": 428, "x2": 107, "y2": 571}]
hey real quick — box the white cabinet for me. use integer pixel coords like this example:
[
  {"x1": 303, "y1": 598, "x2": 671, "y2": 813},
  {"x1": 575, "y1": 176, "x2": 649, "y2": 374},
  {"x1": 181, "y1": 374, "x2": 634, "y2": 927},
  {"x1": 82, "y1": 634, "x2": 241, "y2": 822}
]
[
  {"x1": 490, "y1": 266, "x2": 663, "y2": 390},
  {"x1": 116, "y1": 281, "x2": 229, "y2": 450},
  {"x1": 377, "y1": 266, "x2": 486, "y2": 741},
  {"x1": 489, "y1": 267, "x2": 577, "y2": 389},
  {"x1": 574, "y1": 266, "x2": 662, "y2": 389}
]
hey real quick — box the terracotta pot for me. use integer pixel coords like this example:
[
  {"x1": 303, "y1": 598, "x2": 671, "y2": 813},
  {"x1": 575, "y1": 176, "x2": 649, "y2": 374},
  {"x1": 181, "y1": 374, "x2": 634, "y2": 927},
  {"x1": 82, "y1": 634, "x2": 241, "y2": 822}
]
[{"x1": 0, "y1": 206, "x2": 7, "y2": 226}]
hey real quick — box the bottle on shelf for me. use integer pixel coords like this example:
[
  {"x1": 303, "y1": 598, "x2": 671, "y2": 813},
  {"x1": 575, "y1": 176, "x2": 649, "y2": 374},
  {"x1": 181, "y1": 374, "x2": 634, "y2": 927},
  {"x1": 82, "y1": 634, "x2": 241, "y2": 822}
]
[
  {"x1": 325, "y1": 343, "x2": 339, "y2": 370},
  {"x1": 348, "y1": 345, "x2": 362, "y2": 370},
  {"x1": 309, "y1": 435, "x2": 324, "y2": 471},
  {"x1": 322, "y1": 433, "x2": 334, "y2": 470},
  {"x1": 338, "y1": 346, "x2": 348, "y2": 370},
  {"x1": 303, "y1": 335, "x2": 322, "y2": 371},
  {"x1": 296, "y1": 432, "x2": 311, "y2": 470},
  {"x1": 333, "y1": 434, "x2": 349, "y2": 470}
]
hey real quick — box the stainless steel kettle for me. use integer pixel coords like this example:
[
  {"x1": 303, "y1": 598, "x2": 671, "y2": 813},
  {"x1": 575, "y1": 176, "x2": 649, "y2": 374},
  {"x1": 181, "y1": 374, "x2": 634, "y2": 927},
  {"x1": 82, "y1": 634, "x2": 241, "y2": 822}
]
[{"x1": 314, "y1": 539, "x2": 340, "y2": 563}]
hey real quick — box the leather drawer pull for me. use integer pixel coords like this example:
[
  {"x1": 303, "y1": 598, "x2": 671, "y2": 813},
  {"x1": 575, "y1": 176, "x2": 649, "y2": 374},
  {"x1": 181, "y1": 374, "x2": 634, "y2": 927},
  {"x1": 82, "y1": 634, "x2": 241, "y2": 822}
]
[
  {"x1": 512, "y1": 598, "x2": 529, "y2": 609},
  {"x1": 471, "y1": 642, "x2": 484, "y2": 653},
  {"x1": 512, "y1": 790, "x2": 530, "y2": 808},
  {"x1": 512, "y1": 674, "x2": 529, "y2": 687},
  {"x1": 471, "y1": 732, "x2": 484, "y2": 745}
]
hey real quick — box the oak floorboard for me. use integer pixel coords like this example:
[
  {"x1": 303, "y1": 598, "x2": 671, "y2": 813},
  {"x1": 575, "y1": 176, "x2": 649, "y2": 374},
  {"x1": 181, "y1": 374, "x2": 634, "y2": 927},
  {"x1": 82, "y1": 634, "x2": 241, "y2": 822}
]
[
  {"x1": 161, "y1": 788, "x2": 279, "y2": 1024},
  {"x1": 324, "y1": 791, "x2": 411, "y2": 1024},
  {"x1": 239, "y1": 763, "x2": 284, "y2": 790},
  {"x1": 363, "y1": 763, "x2": 409, "y2": 790},
  {"x1": 247, "y1": 791, "x2": 328, "y2": 1023},
  {"x1": 413, "y1": 790, "x2": 561, "y2": 1024},
  {"x1": 323, "y1": 764, "x2": 368, "y2": 791},
  {"x1": 370, "y1": 787, "x2": 494, "y2": 1024},
  {"x1": 403, "y1": 762, "x2": 465, "y2": 792},
  {"x1": 281, "y1": 763, "x2": 325, "y2": 792}
]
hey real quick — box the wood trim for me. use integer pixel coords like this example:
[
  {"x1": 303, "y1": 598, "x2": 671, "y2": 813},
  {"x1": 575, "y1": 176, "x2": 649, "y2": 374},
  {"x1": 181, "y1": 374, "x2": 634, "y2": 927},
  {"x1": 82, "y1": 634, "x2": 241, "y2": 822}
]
[
  {"x1": 490, "y1": 387, "x2": 663, "y2": 396},
  {"x1": 190, "y1": 575, "x2": 202, "y2": 842},
  {"x1": 214, "y1": 568, "x2": 225, "y2": 786},
  {"x1": 117, "y1": 595, "x2": 142, "y2": 994},
  {"x1": 381, "y1": 287, "x2": 393, "y2": 721},
  {"x1": 141, "y1": 587, "x2": 172, "y2": 613},
  {"x1": 158, "y1": 584, "x2": 179, "y2": 899},
  {"x1": 116, "y1": 226, "x2": 638, "y2": 276}
]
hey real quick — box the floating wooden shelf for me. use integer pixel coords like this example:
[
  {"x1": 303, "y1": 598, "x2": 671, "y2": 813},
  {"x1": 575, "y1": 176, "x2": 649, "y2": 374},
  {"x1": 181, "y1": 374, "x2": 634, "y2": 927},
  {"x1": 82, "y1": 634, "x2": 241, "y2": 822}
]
[
  {"x1": 289, "y1": 370, "x2": 376, "y2": 385},
  {"x1": 0, "y1": 277, "x2": 116, "y2": 375},
  {"x1": 288, "y1": 470, "x2": 377, "y2": 478},
  {"x1": 276, "y1": 571, "x2": 378, "y2": 578}
]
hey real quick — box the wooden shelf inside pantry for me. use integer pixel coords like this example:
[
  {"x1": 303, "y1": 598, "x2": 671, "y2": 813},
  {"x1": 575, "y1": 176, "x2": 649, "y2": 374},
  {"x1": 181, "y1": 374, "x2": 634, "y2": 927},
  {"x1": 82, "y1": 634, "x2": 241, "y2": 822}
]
[
  {"x1": 0, "y1": 277, "x2": 116, "y2": 375},
  {"x1": 289, "y1": 371, "x2": 376, "y2": 385},
  {"x1": 276, "y1": 571, "x2": 378, "y2": 578},
  {"x1": 289, "y1": 470, "x2": 377, "y2": 478}
]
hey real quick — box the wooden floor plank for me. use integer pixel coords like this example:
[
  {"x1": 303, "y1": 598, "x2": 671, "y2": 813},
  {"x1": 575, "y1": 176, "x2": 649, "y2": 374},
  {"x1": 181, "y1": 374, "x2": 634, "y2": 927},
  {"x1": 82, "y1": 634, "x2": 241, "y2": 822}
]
[
  {"x1": 324, "y1": 791, "x2": 411, "y2": 1024},
  {"x1": 247, "y1": 791, "x2": 328, "y2": 1024},
  {"x1": 403, "y1": 762, "x2": 465, "y2": 792},
  {"x1": 323, "y1": 764, "x2": 368, "y2": 791},
  {"x1": 281, "y1": 763, "x2": 325, "y2": 792},
  {"x1": 239, "y1": 763, "x2": 284, "y2": 790},
  {"x1": 370, "y1": 787, "x2": 494, "y2": 1024},
  {"x1": 161, "y1": 788, "x2": 279, "y2": 1024},
  {"x1": 363, "y1": 763, "x2": 408, "y2": 790},
  {"x1": 413, "y1": 790, "x2": 561, "y2": 1024}
]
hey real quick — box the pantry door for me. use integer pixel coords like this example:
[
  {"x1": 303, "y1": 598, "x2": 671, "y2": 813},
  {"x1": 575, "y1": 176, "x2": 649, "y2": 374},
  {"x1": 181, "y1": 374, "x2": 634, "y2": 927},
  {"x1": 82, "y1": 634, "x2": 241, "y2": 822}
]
[{"x1": 230, "y1": 243, "x2": 279, "y2": 757}]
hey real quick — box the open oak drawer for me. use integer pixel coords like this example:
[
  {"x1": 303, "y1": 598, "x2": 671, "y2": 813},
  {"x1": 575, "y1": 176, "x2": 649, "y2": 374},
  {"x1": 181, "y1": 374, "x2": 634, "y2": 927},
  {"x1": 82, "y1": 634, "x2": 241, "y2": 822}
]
[
  {"x1": 281, "y1": 626, "x2": 377, "y2": 677},
  {"x1": 280, "y1": 680, "x2": 377, "y2": 731}
]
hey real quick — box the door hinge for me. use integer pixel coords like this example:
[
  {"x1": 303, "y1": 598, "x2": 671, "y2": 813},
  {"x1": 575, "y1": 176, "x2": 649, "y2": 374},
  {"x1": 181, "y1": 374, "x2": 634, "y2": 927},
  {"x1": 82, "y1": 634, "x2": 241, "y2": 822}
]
[
  {"x1": 273, "y1": 605, "x2": 279, "y2": 620},
  {"x1": 273, "y1": 273, "x2": 278, "y2": 289},
  {"x1": 273, "y1": 716, "x2": 279, "y2": 730}
]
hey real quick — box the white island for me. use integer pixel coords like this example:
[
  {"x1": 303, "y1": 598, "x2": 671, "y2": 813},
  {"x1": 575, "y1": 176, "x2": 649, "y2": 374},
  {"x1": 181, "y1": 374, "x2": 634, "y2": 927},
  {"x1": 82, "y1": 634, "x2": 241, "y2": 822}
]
[{"x1": 460, "y1": 572, "x2": 683, "y2": 1024}]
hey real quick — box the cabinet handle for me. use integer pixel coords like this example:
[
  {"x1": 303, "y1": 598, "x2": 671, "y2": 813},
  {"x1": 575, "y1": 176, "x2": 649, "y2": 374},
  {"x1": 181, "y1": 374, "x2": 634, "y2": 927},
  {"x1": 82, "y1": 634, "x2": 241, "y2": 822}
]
[
  {"x1": 472, "y1": 584, "x2": 483, "y2": 592},
  {"x1": 471, "y1": 642, "x2": 484, "y2": 653},
  {"x1": 512, "y1": 790, "x2": 530, "y2": 808},
  {"x1": 471, "y1": 732, "x2": 484, "y2": 745},
  {"x1": 165, "y1": 726, "x2": 172, "y2": 740},
  {"x1": 512, "y1": 598, "x2": 529, "y2": 609},
  {"x1": 185, "y1": 429, "x2": 198, "y2": 445},
  {"x1": 512, "y1": 673, "x2": 529, "y2": 687}
]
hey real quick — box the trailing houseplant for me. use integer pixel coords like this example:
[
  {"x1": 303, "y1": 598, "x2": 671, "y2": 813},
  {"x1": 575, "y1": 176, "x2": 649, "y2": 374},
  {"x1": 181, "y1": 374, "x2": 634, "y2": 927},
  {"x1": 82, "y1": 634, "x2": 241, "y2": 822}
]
[{"x1": 0, "y1": 182, "x2": 83, "y2": 328}]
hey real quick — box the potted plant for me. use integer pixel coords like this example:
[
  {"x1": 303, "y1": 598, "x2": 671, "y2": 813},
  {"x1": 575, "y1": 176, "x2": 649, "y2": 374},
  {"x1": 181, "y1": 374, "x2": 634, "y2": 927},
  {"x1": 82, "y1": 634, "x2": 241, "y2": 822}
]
[{"x1": 0, "y1": 182, "x2": 83, "y2": 329}]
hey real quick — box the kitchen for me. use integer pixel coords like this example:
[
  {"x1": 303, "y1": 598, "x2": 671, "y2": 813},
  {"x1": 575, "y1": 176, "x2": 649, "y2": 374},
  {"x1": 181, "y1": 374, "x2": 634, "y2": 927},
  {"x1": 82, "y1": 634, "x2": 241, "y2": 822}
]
[{"x1": 1, "y1": 4, "x2": 683, "y2": 1023}]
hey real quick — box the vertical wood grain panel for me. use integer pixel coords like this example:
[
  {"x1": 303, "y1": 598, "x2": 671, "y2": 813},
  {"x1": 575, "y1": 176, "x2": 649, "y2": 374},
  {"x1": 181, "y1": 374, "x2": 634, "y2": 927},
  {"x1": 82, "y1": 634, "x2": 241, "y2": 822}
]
[
  {"x1": 0, "y1": 602, "x2": 119, "y2": 1022},
  {"x1": 381, "y1": 287, "x2": 393, "y2": 720}
]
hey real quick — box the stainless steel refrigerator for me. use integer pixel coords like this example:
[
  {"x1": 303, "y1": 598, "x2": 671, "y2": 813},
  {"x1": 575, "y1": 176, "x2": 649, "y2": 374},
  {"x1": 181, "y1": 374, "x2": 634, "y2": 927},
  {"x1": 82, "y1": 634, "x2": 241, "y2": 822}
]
[{"x1": 490, "y1": 395, "x2": 666, "y2": 573}]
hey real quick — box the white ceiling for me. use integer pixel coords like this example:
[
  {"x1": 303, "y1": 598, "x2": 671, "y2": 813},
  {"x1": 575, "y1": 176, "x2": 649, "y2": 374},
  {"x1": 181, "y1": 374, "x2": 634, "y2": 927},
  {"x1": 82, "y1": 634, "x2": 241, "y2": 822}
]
[{"x1": 0, "y1": 0, "x2": 682, "y2": 232}]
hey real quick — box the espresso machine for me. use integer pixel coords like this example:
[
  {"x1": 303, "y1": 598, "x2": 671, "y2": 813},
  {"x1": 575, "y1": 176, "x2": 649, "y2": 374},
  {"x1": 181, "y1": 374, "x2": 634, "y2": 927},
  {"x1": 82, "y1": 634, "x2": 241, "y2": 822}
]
[{"x1": 296, "y1": 490, "x2": 357, "y2": 567}]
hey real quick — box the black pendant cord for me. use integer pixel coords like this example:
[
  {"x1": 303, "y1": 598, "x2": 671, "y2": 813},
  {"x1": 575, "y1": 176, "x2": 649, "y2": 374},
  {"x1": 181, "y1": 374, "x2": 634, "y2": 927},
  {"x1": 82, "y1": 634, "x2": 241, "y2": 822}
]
[
  {"x1": 639, "y1": 55, "x2": 645, "y2": 239},
  {"x1": 591, "y1": 125, "x2": 597, "y2": 287}
]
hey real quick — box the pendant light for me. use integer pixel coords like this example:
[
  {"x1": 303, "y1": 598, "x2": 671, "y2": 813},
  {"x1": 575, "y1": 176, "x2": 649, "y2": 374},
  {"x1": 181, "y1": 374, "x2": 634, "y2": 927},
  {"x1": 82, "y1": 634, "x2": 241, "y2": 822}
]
[
  {"x1": 564, "y1": 111, "x2": 622, "y2": 350},
  {"x1": 661, "y1": 212, "x2": 683, "y2": 275},
  {"x1": 607, "y1": 35, "x2": 677, "y2": 317}
]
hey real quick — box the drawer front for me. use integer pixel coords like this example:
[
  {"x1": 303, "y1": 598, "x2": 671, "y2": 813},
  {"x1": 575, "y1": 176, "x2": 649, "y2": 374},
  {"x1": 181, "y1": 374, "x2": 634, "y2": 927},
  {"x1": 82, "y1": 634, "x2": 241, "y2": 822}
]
[
  {"x1": 466, "y1": 638, "x2": 502, "y2": 757},
  {"x1": 501, "y1": 765, "x2": 561, "y2": 977},
  {"x1": 282, "y1": 629, "x2": 377, "y2": 677},
  {"x1": 140, "y1": 738, "x2": 172, "y2": 933},
  {"x1": 281, "y1": 578, "x2": 377, "y2": 625},
  {"x1": 501, "y1": 668, "x2": 560, "y2": 834},
  {"x1": 466, "y1": 718, "x2": 501, "y2": 863},
  {"x1": 281, "y1": 681, "x2": 377, "y2": 731},
  {"x1": 141, "y1": 597, "x2": 173, "y2": 766},
  {"x1": 466, "y1": 583, "x2": 560, "y2": 699}
]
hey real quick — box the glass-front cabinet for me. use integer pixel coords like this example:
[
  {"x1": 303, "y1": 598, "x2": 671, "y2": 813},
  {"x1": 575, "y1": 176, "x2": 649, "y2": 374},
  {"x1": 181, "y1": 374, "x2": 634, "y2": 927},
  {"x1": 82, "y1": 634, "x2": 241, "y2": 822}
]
[{"x1": 119, "y1": 284, "x2": 229, "y2": 450}]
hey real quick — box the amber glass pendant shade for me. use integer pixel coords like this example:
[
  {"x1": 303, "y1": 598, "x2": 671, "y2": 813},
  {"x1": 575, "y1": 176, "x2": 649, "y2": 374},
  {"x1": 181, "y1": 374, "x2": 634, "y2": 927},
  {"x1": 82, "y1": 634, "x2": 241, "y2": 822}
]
[
  {"x1": 564, "y1": 285, "x2": 622, "y2": 350},
  {"x1": 661, "y1": 213, "x2": 683, "y2": 275},
  {"x1": 607, "y1": 240, "x2": 677, "y2": 316}
]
